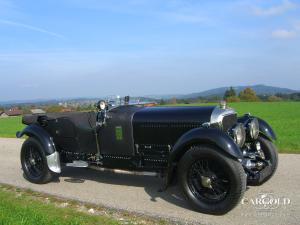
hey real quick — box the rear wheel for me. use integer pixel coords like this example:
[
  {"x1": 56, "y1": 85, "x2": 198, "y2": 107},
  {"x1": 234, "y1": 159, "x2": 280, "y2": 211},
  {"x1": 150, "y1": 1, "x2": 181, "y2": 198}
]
[
  {"x1": 178, "y1": 145, "x2": 246, "y2": 214},
  {"x1": 21, "y1": 138, "x2": 53, "y2": 184}
]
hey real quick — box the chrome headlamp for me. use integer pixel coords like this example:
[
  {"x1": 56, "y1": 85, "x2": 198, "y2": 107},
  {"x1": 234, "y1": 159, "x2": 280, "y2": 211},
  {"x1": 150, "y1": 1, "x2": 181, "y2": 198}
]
[
  {"x1": 232, "y1": 123, "x2": 246, "y2": 147},
  {"x1": 248, "y1": 118, "x2": 259, "y2": 140},
  {"x1": 96, "y1": 100, "x2": 107, "y2": 111}
]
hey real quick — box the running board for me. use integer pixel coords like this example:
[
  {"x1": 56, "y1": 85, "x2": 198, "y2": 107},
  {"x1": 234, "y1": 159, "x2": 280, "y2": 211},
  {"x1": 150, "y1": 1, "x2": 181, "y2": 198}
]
[
  {"x1": 89, "y1": 166, "x2": 159, "y2": 177},
  {"x1": 66, "y1": 160, "x2": 89, "y2": 168}
]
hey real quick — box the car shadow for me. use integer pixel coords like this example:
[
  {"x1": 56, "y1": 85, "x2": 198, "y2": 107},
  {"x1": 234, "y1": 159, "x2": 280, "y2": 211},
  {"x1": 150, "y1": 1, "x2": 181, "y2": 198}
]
[{"x1": 60, "y1": 167, "x2": 192, "y2": 211}]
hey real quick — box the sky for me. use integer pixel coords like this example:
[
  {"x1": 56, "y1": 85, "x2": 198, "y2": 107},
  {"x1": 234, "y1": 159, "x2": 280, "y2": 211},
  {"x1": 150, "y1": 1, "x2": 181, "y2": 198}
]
[{"x1": 0, "y1": 0, "x2": 300, "y2": 101}]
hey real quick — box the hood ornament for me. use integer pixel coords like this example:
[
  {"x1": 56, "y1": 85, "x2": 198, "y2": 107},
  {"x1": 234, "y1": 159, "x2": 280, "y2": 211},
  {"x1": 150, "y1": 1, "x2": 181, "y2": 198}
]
[{"x1": 220, "y1": 100, "x2": 227, "y2": 109}]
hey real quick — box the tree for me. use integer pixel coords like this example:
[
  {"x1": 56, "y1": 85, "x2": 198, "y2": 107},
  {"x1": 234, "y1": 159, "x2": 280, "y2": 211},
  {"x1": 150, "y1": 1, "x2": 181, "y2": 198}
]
[
  {"x1": 159, "y1": 99, "x2": 166, "y2": 105},
  {"x1": 223, "y1": 87, "x2": 240, "y2": 102},
  {"x1": 223, "y1": 87, "x2": 236, "y2": 100},
  {"x1": 239, "y1": 88, "x2": 260, "y2": 102},
  {"x1": 170, "y1": 98, "x2": 177, "y2": 105}
]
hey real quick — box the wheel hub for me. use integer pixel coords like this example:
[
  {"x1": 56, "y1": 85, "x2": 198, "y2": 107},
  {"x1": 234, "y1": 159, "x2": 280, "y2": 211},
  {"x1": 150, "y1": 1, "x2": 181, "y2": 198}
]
[
  {"x1": 201, "y1": 176, "x2": 212, "y2": 189},
  {"x1": 29, "y1": 158, "x2": 36, "y2": 165}
]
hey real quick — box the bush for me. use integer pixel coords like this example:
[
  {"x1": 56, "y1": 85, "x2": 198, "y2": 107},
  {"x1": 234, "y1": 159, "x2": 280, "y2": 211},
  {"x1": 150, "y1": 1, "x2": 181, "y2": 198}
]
[
  {"x1": 239, "y1": 88, "x2": 260, "y2": 102},
  {"x1": 226, "y1": 96, "x2": 240, "y2": 102},
  {"x1": 268, "y1": 95, "x2": 282, "y2": 102},
  {"x1": 45, "y1": 105, "x2": 65, "y2": 113}
]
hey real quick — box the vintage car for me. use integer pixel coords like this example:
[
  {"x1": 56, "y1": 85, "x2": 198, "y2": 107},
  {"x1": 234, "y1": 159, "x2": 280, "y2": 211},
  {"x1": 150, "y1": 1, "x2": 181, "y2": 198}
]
[{"x1": 16, "y1": 99, "x2": 278, "y2": 214}]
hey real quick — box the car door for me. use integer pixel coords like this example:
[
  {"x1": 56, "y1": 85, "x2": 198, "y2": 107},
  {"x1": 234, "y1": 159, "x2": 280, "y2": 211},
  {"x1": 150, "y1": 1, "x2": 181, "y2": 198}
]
[{"x1": 99, "y1": 106, "x2": 140, "y2": 156}]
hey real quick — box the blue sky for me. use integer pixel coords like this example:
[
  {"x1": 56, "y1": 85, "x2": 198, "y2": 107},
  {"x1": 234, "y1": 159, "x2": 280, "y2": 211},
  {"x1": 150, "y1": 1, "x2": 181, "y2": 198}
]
[{"x1": 0, "y1": 0, "x2": 300, "y2": 101}]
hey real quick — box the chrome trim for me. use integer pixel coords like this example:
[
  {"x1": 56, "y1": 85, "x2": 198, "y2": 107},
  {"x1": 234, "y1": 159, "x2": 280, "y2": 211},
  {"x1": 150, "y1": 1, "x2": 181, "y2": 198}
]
[
  {"x1": 89, "y1": 166, "x2": 159, "y2": 177},
  {"x1": 210, "y1": 106, "x2": 236, "y2": 129},
  {"x1": 66, "y1": 160, "x2": 89, "y2": 168},
  {"x1": 46, "y1": 151, "x2": 61, "y2": 173}
]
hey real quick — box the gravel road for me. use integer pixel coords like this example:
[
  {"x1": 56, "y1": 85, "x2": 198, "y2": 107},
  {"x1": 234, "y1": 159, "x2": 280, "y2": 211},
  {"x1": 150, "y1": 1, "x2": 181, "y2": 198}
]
[{"x1": 0, "y1": 138, "x2": 299, "y2": 225}]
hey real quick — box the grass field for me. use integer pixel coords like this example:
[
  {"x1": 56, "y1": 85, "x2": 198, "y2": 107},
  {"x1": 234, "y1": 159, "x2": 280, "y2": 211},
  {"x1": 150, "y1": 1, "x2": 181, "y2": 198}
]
[
  {"x1": 0, "y1": 188, "x2": 118, "y2": 225},
  {"x1": 0, "y1": 102, "x2": 299, "y2": 153},
  {"x1": 229, "y1": 102, "x2": 300, "y2": 153},
  {"x1": 171, "y1": 102, "x2": 300, "y2": 153},
  {"x1": 0, "y1": 185, "x2": 168, "y2": 225},
  {"x1": 0, "y1": 116, "x2": 24, "y2": 138}
]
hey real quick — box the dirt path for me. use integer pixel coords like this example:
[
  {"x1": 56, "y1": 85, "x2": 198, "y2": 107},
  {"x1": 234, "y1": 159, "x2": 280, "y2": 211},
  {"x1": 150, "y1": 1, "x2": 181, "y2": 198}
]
[{"x1": 0, "y1": 138, "x2": 299, "y2": 225}]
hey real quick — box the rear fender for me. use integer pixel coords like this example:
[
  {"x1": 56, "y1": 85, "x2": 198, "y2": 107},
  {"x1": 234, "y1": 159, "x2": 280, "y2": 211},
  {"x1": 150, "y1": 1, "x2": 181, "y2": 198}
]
[
  {"x1": 16, "y1": 125, "x2": 61, "y2": 173},
  {"x1": 16, "y1": 124, "x2": 56, "y2": 155}
]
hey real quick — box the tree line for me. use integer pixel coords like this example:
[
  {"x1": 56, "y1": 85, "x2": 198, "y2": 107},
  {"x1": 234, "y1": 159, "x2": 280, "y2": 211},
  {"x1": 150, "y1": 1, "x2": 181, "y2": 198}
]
[
  {"x1": 223, "y1": 87, "x2": 300, "y2": 102},
  {"x1": 159, "y1": 87, "x2": 300, "y2": 105}
]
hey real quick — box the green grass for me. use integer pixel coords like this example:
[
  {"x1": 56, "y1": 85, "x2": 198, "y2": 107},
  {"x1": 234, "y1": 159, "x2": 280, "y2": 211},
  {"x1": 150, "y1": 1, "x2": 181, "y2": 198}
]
[
  {"x1": 229, "y1": 102, "x2": 300, "y2": 153},
  {"x1": 0, "y1": 116, "x2": 24, "y2": 138},
  {"x1": 0, "y1": 187, "x2": 120, "y2": 225},
  {"x1": 0, "y1": 185, "x2": 169, "y2": 225},
  {"x1": 0, "y1": 102, "x2": 299, "y2": 153},
  {"x1": 172, "y1": 102, "x2": 300, "y2": 153}
]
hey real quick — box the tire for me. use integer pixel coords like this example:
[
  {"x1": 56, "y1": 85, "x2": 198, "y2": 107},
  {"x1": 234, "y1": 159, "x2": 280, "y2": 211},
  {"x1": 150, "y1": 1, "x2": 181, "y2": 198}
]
[
  {"x1": 178, "y1": 145, "x2": 246, "y2": 215},
  {"x1": 257, "y1": 136, "x2": 278, "y2": 184},
  {"x1": 21, "y1": 137, "x2": 54, "y2": 184}
]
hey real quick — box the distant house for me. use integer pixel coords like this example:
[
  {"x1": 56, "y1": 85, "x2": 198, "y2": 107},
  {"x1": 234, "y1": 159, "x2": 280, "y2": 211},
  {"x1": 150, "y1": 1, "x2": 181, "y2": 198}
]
[
  {"x1": 3, "y1": 108, "x2": 23, "y2": 116},
  {"x1": 30, "y1": 109, "x2": 46, "y2": 114},
  {"x1": 130, "y1": 101, "x2": 157, "y2": 107},
  {"x1": 143, "y1": 103, "x2": 156, "y2": 107},
  {"x1": 0, "y1": 111, "x2": 8, "y2": 117}
]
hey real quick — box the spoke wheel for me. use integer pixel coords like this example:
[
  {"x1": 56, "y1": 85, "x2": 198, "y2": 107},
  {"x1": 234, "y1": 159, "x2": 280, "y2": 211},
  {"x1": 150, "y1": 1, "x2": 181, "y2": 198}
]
[
  {"x1": 24, "y1": 145, "x2": 44, "y2": 178},
  {"x1": 255, "y1": 136, "x2": 278, "y2": 185},
  {"x1": 188, "y1": 159, "x2": 230, "y2": 203},
  {"x1": 178, "y1": 145, "x2": 246, "y2": 215},
  {"x1": 21, "y1": 138, "x2": 54, "y2": 184}
]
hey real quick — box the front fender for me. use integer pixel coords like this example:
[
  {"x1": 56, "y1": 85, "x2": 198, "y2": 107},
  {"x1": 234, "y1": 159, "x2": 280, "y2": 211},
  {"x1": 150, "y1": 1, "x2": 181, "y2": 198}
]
[
  {"x1": 238, "y1": 114, "x2": 276, "y2": 141},
  {"x1": 16, "y1": 124, "x2": 56, "y2": 155},
  {"x1": 162, "y1": 128, "x2": 242, "y2": 190},
  {"x1": 170, "y1": 128, "x2": 243, "y2": 163},
  {"x1": 257, "y1": 118, "x2": 276, "y2": 141}
]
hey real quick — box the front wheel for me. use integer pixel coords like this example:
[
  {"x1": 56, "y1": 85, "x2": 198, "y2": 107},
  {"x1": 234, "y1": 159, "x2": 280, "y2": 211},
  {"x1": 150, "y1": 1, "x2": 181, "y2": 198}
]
[
  {"x1": 21, "y1": 137, "x2": 54, "y2": 184},
  {"x1": 256, "y1": 136, "x2": 278, "y2": 184},
  {"x1": 178, "y1": 145, "x2": 246, "y2": 214}
]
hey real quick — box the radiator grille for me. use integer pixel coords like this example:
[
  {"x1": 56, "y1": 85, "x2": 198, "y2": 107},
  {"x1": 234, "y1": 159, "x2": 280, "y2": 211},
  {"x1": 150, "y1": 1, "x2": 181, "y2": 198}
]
[{"x1": 222, "y1": 114, "x2": 237, "y2": 131}]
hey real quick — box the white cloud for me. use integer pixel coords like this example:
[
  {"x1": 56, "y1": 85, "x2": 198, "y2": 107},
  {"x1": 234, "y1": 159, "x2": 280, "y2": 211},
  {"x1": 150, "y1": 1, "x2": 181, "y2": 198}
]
[
  {"x1": 253, "y1": 0, "x2": 297, "y2": 16},
  {"x1": 271, "y1": 29, "x2": 296, "y2": 39},
  {"x1": 271, "y1": 20, "x2": 300, "y2": 40},
  {"x1": 0, "y1": 19, "x2": 66, "y2": 39}
]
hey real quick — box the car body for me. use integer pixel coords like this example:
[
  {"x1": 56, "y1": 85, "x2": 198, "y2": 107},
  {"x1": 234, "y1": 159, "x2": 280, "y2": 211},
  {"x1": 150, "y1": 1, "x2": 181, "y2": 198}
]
[{"x1": 17, "y1": 100, "x2": 278, "y2": 214}]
